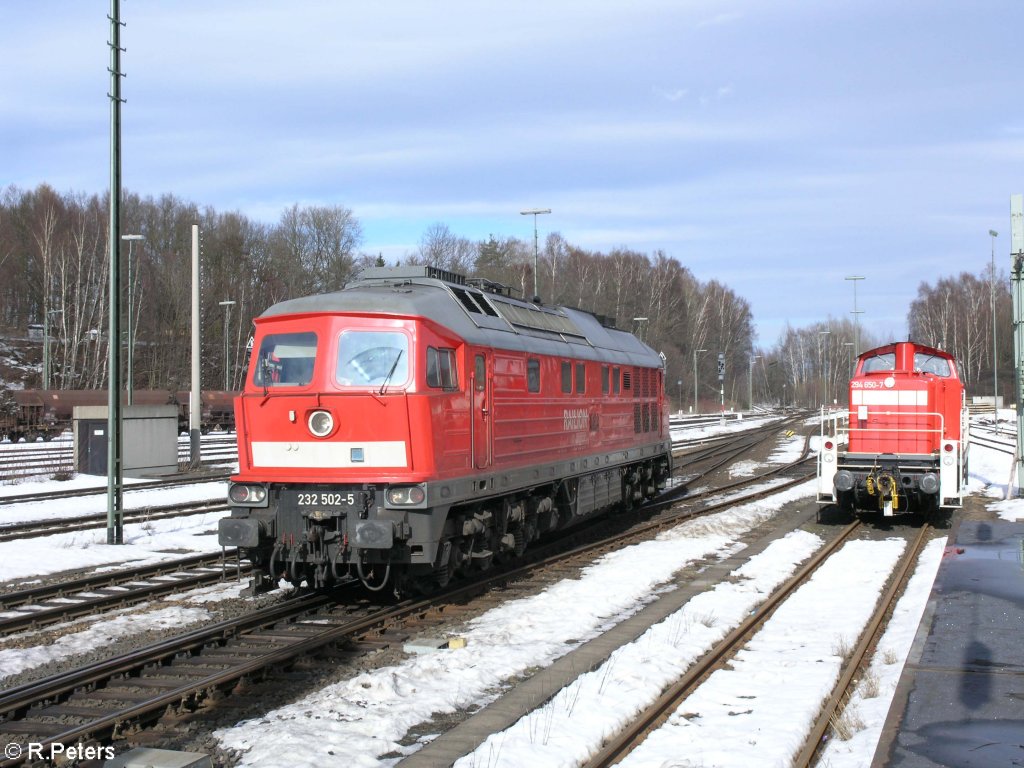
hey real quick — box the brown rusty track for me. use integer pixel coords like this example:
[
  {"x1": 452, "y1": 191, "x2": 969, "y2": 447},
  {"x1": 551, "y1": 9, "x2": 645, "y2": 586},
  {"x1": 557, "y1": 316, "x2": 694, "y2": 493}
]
[
  {"x1": 792, "y1": 524, "x2": 933, "y2": 767},
  {"x1": 584, "y1": 519, "x2": 864, "y2": 768}
]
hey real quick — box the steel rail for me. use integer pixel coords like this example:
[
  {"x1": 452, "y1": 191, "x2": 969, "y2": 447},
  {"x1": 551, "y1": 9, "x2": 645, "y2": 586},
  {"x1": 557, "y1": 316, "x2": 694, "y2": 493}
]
[
  {"x1": 792, "y1": 524, "x2": 933, "y2": 767},
  {"x1": 584, "y1": 519, "x2": 863, "y2": 768},
  {"x1": 0, "y1": 500, "x2": 228, "y2": 543},
  {"x1": 0, "y1": 555, "x2": 251, "y2": 636}
]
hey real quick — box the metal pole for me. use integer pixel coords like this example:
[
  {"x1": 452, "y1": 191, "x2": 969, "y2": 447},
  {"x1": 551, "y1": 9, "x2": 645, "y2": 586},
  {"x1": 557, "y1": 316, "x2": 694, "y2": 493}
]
[
  {"x1": 693, "y1": 348, "x2": 706, "y2": 414},
  {"x1": 520, "y1": 208, "x2": 550, "y2": 300},
  {"x1": 846, "y1": 276, "x2": 865, "y2": 357},
  {"x1": 990, "y1": 230, "x2": 999, "y2": 412},
  {"x1": 121, "y1": 234, "x2": 143, "y2": 405},
  {"x1": 1009, "y1": 194, "x2": 1024, "y2": 494},
  {"x1": 818, "y1": 330, "x2": 831, "y2": 407},
  {"x1": 107, "y1": 0, "x2": 125, "y2": 544},
  {"x1": 43, "y1": 308, "x2": 49, "y2": 390},
  {"x1": 190, "y1": 225, "x2": 201, "y2": 468},
  {"x1": 748, "y1": 355, "x2": 760, "y2": 411},
  {"x1": 220, "y1": 300, "x2": 236, "y2": 390}
]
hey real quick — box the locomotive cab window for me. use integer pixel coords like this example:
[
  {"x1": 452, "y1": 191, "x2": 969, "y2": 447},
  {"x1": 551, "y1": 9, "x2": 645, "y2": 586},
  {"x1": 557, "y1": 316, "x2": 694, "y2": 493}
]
[
  {"x1": 613, "y1": 366, "x2": 621, "y2": 394},
  {"x1": 527, "y1": 359, "x2": 540, "y2": 393},
  {"x1": 475, "y1": 354, "x2": 486, "y2": 392},
  {"x1": 861, "y1": 353, "x2": 895, "y2": 373},
  {"x1": 914, "y1": 353, "x2": 951, "y2": 377},
  {"x1": 253, "y1": 332, "x2": 317, "y2": 387},
  {"x1": 601, "y1": 365, "x2": 609, "y2": 395},
  {"x1": 336, "y1": 330, "x2": 409, "y2": 387},
  {"x1": 561, "y1": 361, "x2": 572, "y2": 393},
  {"x1": 575, "y1": 362, "x2": 586, "y2": 394},
  {"x1": 426, "y1": 347, "x2": 458, "y2": 389}
]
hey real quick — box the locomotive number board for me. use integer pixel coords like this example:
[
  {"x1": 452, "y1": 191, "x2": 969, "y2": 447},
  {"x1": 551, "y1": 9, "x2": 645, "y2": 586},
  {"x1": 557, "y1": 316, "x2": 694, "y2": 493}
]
[{"x1": 282, "y1": 487, "x2": 369, "y2": 517}]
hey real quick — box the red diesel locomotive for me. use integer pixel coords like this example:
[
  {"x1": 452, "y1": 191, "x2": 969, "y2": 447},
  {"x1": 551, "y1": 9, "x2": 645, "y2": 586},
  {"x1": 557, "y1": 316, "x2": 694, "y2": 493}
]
[
  {"x1": 816, "y1": 340, "x2": 968, "y2": 516},
  {"x1": 219, "y1": 266, "x2": 672, "y2": 593}
]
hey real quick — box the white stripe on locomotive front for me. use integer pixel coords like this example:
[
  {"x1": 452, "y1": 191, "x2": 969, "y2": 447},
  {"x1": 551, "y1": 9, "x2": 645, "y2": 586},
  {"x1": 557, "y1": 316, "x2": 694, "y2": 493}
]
[
  {"x1": 251, "y1": 441, "x2": 408, "y2": 468},
  {"x1": 850, "y1": 390, "x2": 928, "y2": 406}
]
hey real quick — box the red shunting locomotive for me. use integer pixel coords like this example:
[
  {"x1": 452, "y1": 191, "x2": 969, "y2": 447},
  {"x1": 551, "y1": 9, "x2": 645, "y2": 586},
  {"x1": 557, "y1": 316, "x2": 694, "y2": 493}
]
[
  {"x1": 219, "y1": 266, "x2": 672, "y2": 593},
  {"x1": 817, "y1": 340, "x2": 969, "y2": 516}
]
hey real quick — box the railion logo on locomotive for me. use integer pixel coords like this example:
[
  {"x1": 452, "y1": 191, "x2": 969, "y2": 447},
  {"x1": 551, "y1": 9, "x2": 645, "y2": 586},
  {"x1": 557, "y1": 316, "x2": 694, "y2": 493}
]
[{"x1": 563, "y1": 408, "x2": 588, "y2": 431}]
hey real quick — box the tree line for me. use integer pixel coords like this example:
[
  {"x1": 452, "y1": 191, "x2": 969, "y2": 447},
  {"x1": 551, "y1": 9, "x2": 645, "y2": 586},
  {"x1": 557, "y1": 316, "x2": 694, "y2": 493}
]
[
  {"x1": 0, "y1": 184, "x2": 754, "y2": 410},
  {"x1": 0, "y1": 183, "x2": 1009, "y2": 410}
]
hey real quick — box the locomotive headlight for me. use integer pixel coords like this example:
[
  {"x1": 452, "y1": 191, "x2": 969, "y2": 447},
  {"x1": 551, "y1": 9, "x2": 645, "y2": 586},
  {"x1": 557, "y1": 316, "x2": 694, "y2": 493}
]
[
  {"x1": 308, "y1": 409, "x2": 334, "y2": 438},
  {"x1": 386, "y1": 485, "x2": 426, "y2": 506},
  {"x1": 228, "y1": 483, "x2": 268, "y2": 507}
]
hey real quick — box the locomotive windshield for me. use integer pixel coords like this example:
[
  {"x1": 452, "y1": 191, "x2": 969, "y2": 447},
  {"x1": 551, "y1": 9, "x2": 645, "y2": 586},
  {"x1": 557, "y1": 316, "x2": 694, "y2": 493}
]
[
  {"x1": 253, "y1": 332, "x2": 317, "y2": 387},
  {"x1": 336, "y1": 330, "x2": 410, "y2": 387},
  {"x1": 861, "y1": 353, "x2": 895, "y2": 373},
  {"x1": 914, "y1": 353, "x2": 951, "y2": 377},
  {"x1": 859, "y1": 350, "x2": 952, "y2": 377}
]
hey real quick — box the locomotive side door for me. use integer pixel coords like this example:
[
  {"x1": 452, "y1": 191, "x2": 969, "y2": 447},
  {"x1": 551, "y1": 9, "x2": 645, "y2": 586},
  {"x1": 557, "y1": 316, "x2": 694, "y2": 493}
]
[{"x1": 472, "y1": 351, "x2": 492, "y2": 469}]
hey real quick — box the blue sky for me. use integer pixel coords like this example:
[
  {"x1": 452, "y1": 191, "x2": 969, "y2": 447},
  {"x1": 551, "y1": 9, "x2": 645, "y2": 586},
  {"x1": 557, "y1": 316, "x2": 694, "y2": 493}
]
[{"x1": 3, "y1": 1, "x2": 1023, "y2": 345}]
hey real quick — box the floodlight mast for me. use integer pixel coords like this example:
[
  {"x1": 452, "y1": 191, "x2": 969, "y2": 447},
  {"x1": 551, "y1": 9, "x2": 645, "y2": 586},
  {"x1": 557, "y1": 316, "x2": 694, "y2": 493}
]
[{"x1": 520, "y1": 208, "x2": 551, "y2": 300}]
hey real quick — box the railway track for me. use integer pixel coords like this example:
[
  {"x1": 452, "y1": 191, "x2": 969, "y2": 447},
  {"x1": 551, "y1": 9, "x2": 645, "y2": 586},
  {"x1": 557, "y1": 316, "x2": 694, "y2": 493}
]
[
  {"x1": 0, "y1": 498, "x2": 228, "y2": 543},
  {"x1": 0, "y1": 472, "x2": 231, "y2": 507},
  {"x1": 0, "y1": 430, "x2": 816, "y2": 764},
  {"x1": 583, "y1": 522, "x2": 934, "y2": 766},
  {"x1": 0, "y1": 552, "x2": 251, "y2": 637},
  {"x1": 0, "y1": 436, "x2": 237, "y2": 481}
]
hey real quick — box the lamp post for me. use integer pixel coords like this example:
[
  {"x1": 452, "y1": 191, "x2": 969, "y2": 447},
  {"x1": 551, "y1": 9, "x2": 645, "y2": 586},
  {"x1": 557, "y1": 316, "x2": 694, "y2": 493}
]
[
  {"x1": 990, "y1": 229, "x2": 999, "y2": 411},
  {"x1": 748, "y1": 354, "x2": 761, "y2": 412},
  {"x1": 520, "y1": 208, "x2": 551, "y2": 300},
  {"x1": 693, "y1": 348, "x2": 707, "y2": 414},
  {"x1": 121, "y1": 234, "x2": 144, "y2": 405},
  {"x1": 42, "y1": 308, "x2": 63, "y2": 390},
  {"x1": 818, "y1": 329, "x2": 831, "y2": 407},
  {"x1": 845, "y1": 275, "x2": 865, "y2": 357},
  {"x1": 677, "y1": 378, "x2": 683, "y2": 414},
  {"x1": 843, "y1": 341, "x2": 855, "y2": 387},
  {"x1": 219, "y1": 299, "x2": 236, "y2": 391}
]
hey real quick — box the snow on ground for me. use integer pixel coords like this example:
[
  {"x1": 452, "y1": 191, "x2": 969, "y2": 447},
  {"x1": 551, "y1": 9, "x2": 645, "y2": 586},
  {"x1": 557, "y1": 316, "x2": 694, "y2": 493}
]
[
  {"x1": 619, "y1": 538, "x2": 907, "y2": 768},
  {"x1": 818, "y1": 538, "x2": 946, "y2": 767},
  {"x1": 0, "y1": 510, "x2": 226, "y2": 584},
  {"x1": 453, "y1": 528, "x2": 827, "y2": 768},
  {"x1": 0, "y1": 413, "x2": 1022, "y2": 767},
  {"x1": 0, "y1": 481, "x2": 228, "y2": 526},
  {"x1": 215, "y1": 482, "x2": 818, "y2": 768}
]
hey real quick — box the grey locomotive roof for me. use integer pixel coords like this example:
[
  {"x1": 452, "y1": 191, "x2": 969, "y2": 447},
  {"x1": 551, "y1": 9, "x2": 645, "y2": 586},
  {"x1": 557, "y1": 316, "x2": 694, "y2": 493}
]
[{"x1": 259, "y1": 266, "x2": 663, "y2": 368}]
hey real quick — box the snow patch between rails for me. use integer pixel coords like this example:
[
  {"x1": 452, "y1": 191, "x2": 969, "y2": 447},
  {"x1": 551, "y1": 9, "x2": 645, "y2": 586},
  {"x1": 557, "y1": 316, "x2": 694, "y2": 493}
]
[{"x1": 214, "y1": 482, "x2": 816, "y2": 767}]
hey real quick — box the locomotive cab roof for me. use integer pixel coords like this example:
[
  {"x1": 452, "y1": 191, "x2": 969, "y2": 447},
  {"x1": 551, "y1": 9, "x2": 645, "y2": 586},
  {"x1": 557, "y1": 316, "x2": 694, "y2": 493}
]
[
  {"x1": 856, "y1": 340, "x2": 957, "y2": 378},
  {"x1": 258, "y1": 266, "x2": 663, "y2": 368}
]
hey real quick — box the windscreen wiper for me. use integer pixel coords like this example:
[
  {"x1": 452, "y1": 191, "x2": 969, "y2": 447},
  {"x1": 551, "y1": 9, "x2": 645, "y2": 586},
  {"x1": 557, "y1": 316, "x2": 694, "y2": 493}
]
[{"x1": 378, "y1": 350, "x2": 404, "y2": 396}]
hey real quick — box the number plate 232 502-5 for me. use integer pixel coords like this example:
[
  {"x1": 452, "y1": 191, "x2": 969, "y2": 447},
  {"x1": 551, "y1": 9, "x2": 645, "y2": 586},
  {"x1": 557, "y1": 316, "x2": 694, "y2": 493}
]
[{"x1": 293, "y1": 490, "x2": 365, "y2": 517}]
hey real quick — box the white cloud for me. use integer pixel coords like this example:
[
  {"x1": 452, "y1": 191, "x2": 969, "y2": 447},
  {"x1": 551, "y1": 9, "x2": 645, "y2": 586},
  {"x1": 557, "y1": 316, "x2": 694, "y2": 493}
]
[{"x1": 696, "y1": 12, "x2": 743, "y2": 29}]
